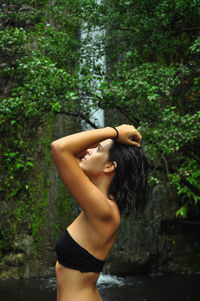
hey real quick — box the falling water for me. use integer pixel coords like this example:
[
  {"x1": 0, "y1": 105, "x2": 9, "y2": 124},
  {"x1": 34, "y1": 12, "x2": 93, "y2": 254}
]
[{"x1": 79, "y1": 0, "x2": 105, "y2": 129}]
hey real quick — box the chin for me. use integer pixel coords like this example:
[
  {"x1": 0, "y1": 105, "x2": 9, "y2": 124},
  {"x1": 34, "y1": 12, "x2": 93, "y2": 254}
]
[
  {"x1": 79, "y1": 162, "x2": 100, "y2": 179},
  {"x1": 84, "y1": 169, "x2": 99, "y2": 180},
  {"x1": 79, "y1": 164, "x2": 89, "y2": 176}
]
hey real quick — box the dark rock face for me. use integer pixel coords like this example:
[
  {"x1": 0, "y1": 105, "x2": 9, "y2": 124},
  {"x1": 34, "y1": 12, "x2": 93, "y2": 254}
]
[{"x1": 105, "y1": 184, "x2": 200, "y2": 276}]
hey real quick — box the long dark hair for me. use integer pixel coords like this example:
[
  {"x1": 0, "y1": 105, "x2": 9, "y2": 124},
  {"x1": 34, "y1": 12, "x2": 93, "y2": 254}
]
[{"x1": 107, "y1": 141, "x2": 149, "y2": 217}]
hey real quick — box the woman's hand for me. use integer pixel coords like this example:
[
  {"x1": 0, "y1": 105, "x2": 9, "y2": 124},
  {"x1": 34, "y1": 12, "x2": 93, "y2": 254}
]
[{"x1": 116, "y1": 124, "x2": 142, "y2": 147}]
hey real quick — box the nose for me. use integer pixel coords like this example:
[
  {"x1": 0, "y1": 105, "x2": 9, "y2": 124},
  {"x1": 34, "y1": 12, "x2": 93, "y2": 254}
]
[{"x1": 86, "y1": 148, "x2": 93, "y2": 155}]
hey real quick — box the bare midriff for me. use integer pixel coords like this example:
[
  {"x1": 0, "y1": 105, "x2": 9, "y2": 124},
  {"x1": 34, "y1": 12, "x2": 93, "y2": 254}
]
[{"x1": 55, "y1": 261, "x2": 102, "y2": 301}]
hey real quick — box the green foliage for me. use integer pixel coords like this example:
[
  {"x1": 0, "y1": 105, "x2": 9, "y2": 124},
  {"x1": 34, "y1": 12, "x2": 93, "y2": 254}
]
[
  {"x1": 0, "y1": 52, "x2": 79, "y2": 123},
  {"x1": 0, "y1": 0, "x2": 200, "y2": 259},
  {"x1": 0, "y1": 27, "x2": 30, "y2": 55},
  {"x1": 0, "y1": 0, "x2": 80, "y2": 256},
  {"x1": 76, "y1": 0, "x2": 200, "y2": 219}
]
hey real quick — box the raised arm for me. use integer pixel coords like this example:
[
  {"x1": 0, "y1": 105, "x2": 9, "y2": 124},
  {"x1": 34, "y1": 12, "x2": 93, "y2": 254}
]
[
  {"x1": 51, "y1": 127, "x2": 116, "y2": 155},
  {"x1": 51, "y1": 126, "x2": 141, "y2": 219},
  {"x1": 51, "y1": 128, "x2": 118, "y2": 218}
]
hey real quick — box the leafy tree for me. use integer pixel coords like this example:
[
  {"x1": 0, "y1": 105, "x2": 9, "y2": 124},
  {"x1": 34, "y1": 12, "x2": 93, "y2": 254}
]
[
  {"x1": 79, "y1": 0, "x2": 200, "y2": 220},
  {"x1": 0, "y1": 0, "x2": 200, "y2": 257}
]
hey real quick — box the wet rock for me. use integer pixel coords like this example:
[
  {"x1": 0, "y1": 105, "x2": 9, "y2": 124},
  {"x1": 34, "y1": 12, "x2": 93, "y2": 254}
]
[
  {"x1": 4, "y1": 253, "x2": 18, "y2": 267},
  {"x1": 105, "y1": 251, "x2": 151, "y2": 276},
  {"x1": 3, "y1": 252, "x2": 25, "y2": 267},
  {"x1": 106, "y1": 182, "x2": 200, "y2": 276},
  {"x1": 16, "y1": 253, "x2": 25, "y2": 265},
  {"x1": 0, "y1": 267, "x2": 20, "y2": 279},
  {"x1": 13, "y1": 234, "x2": 33, "y2": 255}
]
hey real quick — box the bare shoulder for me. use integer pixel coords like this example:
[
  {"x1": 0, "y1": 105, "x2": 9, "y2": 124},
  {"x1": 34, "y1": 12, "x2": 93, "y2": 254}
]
[{"x1": 86, "y1": 197, "x2": 121, "y2": 230}]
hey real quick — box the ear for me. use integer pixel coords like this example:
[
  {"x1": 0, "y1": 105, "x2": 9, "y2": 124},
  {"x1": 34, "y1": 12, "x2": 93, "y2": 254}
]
[{"x1": 103, "y1": 161, "x2": 117, "y2": 173}]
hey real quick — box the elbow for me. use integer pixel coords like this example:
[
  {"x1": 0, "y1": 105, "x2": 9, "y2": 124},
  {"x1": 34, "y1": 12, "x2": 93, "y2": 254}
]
[
  {"x1": 51, "y1": 141, "x2": 56, "y2": 151},
  {"x1": 51, "y1": 141, "x2": 62, "y2": 162},
  {"x1": 51, "y1": 139, "x2": 71, "y2": 154},
  {"x1": 51, "y1": 140, "x2": 68, "y2": 155},
  {"x1": 51, "y1": 141, "x2": 60, "y2": 153}
]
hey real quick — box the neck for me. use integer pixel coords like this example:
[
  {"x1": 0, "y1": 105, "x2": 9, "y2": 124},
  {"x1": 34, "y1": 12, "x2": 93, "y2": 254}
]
[{"x1": 89, "y1": 174, "x2": 113, "y2": 196}]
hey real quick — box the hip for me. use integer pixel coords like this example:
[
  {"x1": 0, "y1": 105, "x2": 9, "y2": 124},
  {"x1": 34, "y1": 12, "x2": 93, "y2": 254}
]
[{"x1": 56, "y1": 261, "x2": 102, "y2": 301}]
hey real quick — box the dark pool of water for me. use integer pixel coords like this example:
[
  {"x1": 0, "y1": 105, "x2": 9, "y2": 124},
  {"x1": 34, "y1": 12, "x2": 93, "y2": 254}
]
[{"x1": 0, "y1": 273, "x2": 200, "y2": 301}]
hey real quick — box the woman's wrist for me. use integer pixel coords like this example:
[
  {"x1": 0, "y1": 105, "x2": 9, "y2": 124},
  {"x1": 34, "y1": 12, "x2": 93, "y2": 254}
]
[
  {"x1": 105, "y1": 127, "x2": 119, "y2": 140},
  {"x1": 110, "y1": 127, "x2": 119, "y2": 140}
]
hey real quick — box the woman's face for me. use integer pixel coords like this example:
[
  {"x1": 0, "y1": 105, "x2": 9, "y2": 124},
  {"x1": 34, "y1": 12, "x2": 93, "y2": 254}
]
[{"x1": 79, "y1": 139, "x2": 114, "y2": 178}]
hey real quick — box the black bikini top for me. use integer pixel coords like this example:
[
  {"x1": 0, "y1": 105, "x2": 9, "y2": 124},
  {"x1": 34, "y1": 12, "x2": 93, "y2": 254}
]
[{"x1": 55, "y1": 229, "x2": 106, "y2": 273}]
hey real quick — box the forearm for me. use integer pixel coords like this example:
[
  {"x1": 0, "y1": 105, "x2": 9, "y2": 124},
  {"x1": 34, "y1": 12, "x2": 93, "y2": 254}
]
[{"x1": 51, "y1": 127, "x2": 116, "y2": 155}]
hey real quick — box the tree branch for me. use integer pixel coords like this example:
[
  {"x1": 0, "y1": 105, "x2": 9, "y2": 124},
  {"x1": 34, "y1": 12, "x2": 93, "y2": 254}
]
[
  {"x1": 115, "y1": 105, "x2": 139, "y2": 125},
  {"x1": 59, "y1": 109, "x2": 98, "y2": 129},
  {"x1": 174, "y1": 27, "x2": 200, "y2": 35}
]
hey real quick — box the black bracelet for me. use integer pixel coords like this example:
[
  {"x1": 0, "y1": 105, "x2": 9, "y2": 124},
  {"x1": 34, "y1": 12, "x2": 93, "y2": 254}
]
[{"x1": 111, "y1": 127, "x2": 119, "y2": 141}]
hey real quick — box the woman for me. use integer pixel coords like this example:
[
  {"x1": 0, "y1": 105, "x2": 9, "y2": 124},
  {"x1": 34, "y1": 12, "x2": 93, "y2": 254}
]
[{"x1": 51, "y1": 125, "x2": 148, "y2": 301}]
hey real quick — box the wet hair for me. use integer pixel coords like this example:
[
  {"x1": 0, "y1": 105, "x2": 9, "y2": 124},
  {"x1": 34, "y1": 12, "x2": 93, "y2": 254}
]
[{"x1": 107, "y1": 141, "x2": 149, "y2": 217}]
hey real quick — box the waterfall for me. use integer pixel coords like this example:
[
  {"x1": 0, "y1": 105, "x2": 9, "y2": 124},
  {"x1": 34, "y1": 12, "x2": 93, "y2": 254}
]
[{"x1": 80, "y1": 0, "x2": 105, "y2": 130}]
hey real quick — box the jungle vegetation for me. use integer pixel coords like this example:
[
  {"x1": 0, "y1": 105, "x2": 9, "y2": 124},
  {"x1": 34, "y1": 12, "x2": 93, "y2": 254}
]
[{"x1": 0, "y1": 0, "x2": 199, "y2": 257}]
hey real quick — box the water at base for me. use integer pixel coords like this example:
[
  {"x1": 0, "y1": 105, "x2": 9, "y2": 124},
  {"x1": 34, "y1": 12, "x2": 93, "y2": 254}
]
[{"x1": 0, "y1": 273, "x2": 200, "y2": 301}]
